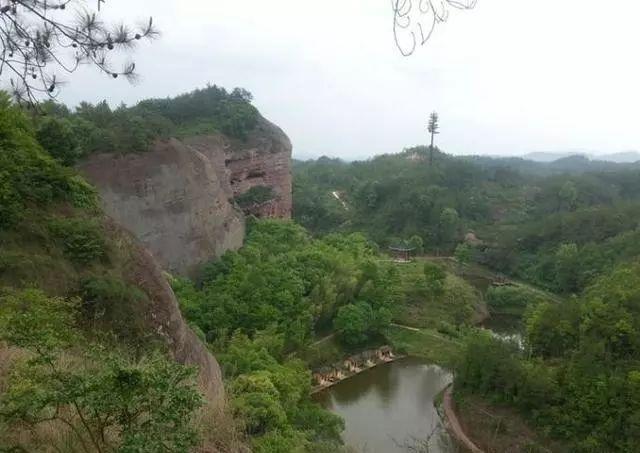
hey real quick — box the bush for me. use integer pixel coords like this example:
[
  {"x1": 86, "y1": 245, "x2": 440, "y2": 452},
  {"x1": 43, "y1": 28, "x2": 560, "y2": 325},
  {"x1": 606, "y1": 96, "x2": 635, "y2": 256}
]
[
  {"x1": 0, "y1": 289, "x2": 203, "y2": 453},
  {"x1": 437, "y1": 320, "x2": 460, "y2": 338},
  {"x1": 36, "y1": 116, "x2": 81, "y2": 166},
  {"x1": 0, "y1": 95, "x2": 97, "y2": 229},
  {"x1": 424, "y1": 262, "x2": 446, "y2": 296},
  {"x1": 81, "y1": 276, "x2": 152, "y2": 346},
  {"x1": 486, "y1": 284, "x2": 553, "y2": 317},
  {"x1": 48, "y1": 217, "x2": 106, "y2": 264},
  {"x1": 235, "y1": 185, "x2": 276, "y2": 209}
]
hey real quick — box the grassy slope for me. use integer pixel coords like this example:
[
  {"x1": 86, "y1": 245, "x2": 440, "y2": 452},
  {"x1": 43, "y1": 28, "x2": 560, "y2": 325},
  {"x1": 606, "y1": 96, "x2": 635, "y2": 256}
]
[
  {"x1": 386, "y1": 325, "x2": 462, "y2": 368},
  {"x1": 384, "y1": 259, "x2": 486, "y2": 367}
]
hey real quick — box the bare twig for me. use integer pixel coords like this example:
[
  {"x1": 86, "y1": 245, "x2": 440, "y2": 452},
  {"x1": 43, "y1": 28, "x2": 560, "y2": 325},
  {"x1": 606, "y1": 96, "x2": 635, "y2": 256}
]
[{"x1": 391, "y1": 0, "x2": 478, "y2": 56}]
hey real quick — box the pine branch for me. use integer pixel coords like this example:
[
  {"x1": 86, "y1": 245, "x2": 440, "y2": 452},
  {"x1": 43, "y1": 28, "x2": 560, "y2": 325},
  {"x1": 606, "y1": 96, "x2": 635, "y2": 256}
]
[{"x1": 0, "y1": 0, "x2": 158, "y2": 105}]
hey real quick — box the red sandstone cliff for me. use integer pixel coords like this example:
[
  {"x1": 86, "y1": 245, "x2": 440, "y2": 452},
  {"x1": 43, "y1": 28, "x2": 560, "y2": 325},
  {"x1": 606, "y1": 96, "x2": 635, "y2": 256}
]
[
  {"x1": 114, "y1": 221, "x2": 225, "y2": 406},
  {"x1": 79, "y1": 114, "x2": 292, "y2": 276},
  {"x1": 185, "y1": 115, "x2": 292, "y2": 219}
]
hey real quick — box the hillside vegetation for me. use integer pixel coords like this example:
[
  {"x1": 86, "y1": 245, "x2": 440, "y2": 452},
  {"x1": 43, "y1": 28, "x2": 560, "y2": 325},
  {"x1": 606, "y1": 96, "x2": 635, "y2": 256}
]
[
  {"x1": 0, "y1": 94, "x2": 219, "y2": 451},
  {"x1": 171, "y1": 219, "x2": 485, "y2": 451},
  {"x1": 1, "y1": 87, "x2": 486, "y2": 452},
  {"x1": 294, "y1": 147, "x2": 640, "y2": 452},
  {"x1": 294, "y1": 147, "x2": 640, "y2": 294},
  {"x1": 34, "y1": 85, "x2": 259, "y2": 164},
  {"x1": 6, "y1": 81, "x2": 640, "y2": 451}
]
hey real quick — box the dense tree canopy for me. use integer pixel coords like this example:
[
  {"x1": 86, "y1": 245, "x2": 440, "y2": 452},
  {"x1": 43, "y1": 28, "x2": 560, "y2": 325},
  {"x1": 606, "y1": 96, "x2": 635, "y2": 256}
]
[
  {"x1": 456, "y1": 261, "x2": 640, "y2": 452},
  {"x1": 294, "y1": 149, "x2": 640, "y2": 294},
  {"x1": 33, "y1": 85, "x2": 259, "y2": 163},
  {"x1": 174, "y1": 219, "x2": 397, "y2": 350}
]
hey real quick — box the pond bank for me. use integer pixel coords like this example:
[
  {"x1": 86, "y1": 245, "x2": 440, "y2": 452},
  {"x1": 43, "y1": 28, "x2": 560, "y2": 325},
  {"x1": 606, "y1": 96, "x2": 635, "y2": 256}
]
[
  {"x1": 442, "y1": 385, "x2": 485, "y2": 453},
  {"x1": 315, "y1": 357, "x2": 454, "y2": 453}
]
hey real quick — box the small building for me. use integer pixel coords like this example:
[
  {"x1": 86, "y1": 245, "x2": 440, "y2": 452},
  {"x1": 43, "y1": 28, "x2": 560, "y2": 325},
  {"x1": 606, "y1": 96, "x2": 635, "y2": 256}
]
[
  {"x1": 377, "y1": 346, "x2": 394, "y2": 361},
  {"x1": 344, "y1": 356, "x2": 362, "y2": 373},
  {"x1": 388, "y1": 245, "x2": 416, "y2": 262},
  {"x1": 314, "y1": 366, "x2": 333, "y2": 385}
]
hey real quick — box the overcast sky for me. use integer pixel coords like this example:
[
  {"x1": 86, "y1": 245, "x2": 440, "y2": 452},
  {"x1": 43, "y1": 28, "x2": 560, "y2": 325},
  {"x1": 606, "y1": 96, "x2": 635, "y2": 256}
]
[{"x1": 58, "y1": 0, "x2": 640, "y2": 160}]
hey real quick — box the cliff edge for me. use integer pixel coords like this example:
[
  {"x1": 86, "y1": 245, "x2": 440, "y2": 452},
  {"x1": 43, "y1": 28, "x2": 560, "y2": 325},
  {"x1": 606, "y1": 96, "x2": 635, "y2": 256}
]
[
  {"x1": 79, "y1": 114, "x2": 292, "y2": 276},
  {"x1": 119, "y1": 223, "x2": 225, "y2": 405}
]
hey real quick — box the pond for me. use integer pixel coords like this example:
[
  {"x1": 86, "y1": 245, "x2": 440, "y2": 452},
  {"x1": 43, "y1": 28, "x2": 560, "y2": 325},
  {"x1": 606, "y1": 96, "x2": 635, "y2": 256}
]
[{"x1": 314, "y1": 357, "x2": 455, "y2": 453}]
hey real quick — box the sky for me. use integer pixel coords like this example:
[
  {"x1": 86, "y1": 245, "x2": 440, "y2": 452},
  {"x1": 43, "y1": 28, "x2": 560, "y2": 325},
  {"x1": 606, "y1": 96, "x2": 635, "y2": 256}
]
[{"x1": 57, "y1": 0, "x2": 640, "y2": 160}]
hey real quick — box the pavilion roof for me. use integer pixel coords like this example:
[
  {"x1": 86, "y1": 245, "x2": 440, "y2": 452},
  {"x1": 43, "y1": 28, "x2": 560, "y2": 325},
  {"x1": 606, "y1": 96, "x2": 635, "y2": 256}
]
[{"x1": 388, "y1": 245, "x2": 416, "y2": 252}]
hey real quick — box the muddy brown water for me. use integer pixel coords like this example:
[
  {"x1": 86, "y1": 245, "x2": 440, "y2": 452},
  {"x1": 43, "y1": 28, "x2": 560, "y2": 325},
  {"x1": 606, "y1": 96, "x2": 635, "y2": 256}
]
[{"x1": 314, "y1": 357, "x2": 456, "y2": 453}]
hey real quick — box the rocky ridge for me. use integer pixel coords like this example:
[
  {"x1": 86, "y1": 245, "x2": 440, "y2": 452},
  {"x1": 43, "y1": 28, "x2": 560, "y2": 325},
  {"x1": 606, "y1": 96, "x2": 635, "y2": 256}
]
[{"x1": 79, "y1": 114, "x2": 292, "y2": 276}]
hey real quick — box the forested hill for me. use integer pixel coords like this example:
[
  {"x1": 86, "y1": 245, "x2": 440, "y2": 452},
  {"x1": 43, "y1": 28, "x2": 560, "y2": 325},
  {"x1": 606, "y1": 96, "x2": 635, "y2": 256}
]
[
  {"x1": 463, "y1": 153, "x2": 640, "y2": 177},
  {"x1": 293, "y1": 147, "x2": 640, "y2": 294},
  {"x1": 35, "y1": 84, "x2": 260, "y2": 165}
]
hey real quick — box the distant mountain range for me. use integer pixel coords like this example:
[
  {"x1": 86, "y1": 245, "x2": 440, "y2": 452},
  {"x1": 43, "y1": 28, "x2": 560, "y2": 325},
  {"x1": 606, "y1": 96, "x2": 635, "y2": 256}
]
[{"x1": 523, "y1": 150, "x2": 640, "y2": 164}]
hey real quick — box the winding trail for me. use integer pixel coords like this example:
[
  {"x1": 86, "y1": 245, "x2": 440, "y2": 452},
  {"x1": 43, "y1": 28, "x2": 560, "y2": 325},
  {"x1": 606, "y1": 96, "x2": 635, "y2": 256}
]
[{"x1": 390, "y1": 322, "x2": 420, "y2": 332}]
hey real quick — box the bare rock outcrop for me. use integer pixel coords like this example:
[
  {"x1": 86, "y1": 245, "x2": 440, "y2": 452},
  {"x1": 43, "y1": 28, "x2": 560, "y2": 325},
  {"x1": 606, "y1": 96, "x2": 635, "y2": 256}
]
[
  {"x1": 121, "y1": 227, "x2": 225, "y2": 405},
  {"x1": 79, "y1": 114, "x2": 292, "y2": 276},
  {"x1": 185, "y1": 115, "x2": 292, "y2": 219}
]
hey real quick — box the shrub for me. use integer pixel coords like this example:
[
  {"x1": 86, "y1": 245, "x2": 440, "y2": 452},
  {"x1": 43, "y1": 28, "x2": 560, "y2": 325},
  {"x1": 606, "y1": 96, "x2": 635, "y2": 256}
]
[
  {"x1": 0, "y1": 289, "x2": 203, "y2": 453},
  {"x1": 437, "y1": 320, "x2": 460, "y2": 338},
  {"x1": 81, "y1": 276, "x2": 152, "y2": 347},
  {"x1": 235, "y1": 186, "x2": 276, "y2": 209},
  {"x1": 0, "y1": 95, "x2": 98, "y2": 229},
  {"x1": 486, "y1": 285, "x2": 549, "y2": 316},
  {"x1": 35, "y1": 116, "x2": 81, "y2": 166},
  {"x1": 48, "y1": 217, "x2": 106, "y2": 264}
]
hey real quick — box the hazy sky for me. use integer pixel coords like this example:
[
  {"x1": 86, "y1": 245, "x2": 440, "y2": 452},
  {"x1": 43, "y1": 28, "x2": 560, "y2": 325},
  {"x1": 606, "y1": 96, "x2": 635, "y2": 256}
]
[{"x1": 58, "y1": 1, "x2": 640, "y2": 160}]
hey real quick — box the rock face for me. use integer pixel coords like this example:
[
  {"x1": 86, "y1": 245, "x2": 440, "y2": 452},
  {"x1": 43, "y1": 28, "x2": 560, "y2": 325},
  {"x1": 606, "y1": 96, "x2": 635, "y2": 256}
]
[
  {"x1": 79, "y1": 114, "x2": 292, "y2": 276},
  {"x1": 186, "y1": 115, "x2": 292, "y2": 219},
  {"x1": 117, "y1": 223, "x2": 224, "y2": 405}
]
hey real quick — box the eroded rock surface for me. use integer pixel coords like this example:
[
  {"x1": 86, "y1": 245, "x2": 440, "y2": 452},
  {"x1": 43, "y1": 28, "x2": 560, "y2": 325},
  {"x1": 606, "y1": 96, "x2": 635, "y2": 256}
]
[
  {"x1": 186, "y1": 115, "x2": 292, "y2": 219},
  {"x1": 79, "y1": 114, "x2": 292, "y2": 276},
  {"x1": 120, "y1": 227, "x2": 225, "y2": 405}
]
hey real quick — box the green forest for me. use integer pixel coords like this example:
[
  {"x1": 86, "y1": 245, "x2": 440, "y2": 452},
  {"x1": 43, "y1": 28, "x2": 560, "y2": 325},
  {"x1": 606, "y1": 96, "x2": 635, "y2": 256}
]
[
  {"x1": 3, "y1": 81, "x2": 640, "y2": 451},
  {"x1": 0, "y1": 89, "x2": 484, "y2": 452},
  {"x1": 294, "y1": 147, "x2": 640, "y2": 294},
  {"x1": 293, "y1": 147, "x2": 640, "y2": 452},
  {"x1": 0, "y1": 94, "x2": 208, "y2": 451},
  {"x1": 3, "y1": 1, "x2": 639, "y2": 452},
  {"x1": 32, "y1": 84, "x2": 258, "y2": 166}
]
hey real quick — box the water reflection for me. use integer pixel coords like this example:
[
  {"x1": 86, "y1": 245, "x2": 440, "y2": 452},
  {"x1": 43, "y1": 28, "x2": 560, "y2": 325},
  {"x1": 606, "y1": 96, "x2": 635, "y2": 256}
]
[{"x1": 314, "y1": 357, "x2": 454, "y2": 453}]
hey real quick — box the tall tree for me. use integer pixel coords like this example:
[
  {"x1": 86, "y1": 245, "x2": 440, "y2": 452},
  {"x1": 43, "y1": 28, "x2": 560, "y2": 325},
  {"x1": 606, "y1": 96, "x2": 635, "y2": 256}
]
[
  {"x1": 0, "y1": 0, "x2": 158, "y2": 104},
  {"x1": 427, "y1": 111, "x2": 440, "y2": 165}
]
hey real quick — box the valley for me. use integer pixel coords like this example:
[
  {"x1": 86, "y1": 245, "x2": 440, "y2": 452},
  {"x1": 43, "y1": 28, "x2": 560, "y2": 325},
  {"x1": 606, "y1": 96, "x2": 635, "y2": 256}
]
[
  {"x1": 2, "y1": 85, "x2": 640, "y2": 453},
  {"x1": 3, "y1": 1, "x2": 640, "y2": 452}
]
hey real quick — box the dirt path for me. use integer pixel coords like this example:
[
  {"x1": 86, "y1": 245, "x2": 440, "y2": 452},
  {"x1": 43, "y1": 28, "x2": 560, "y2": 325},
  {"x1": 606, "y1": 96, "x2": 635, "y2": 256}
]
[
  {"x1": 443, "y1": 386, "x2": 485, "y2": 453},
  {"x1": 309, "y1": 332, "x2": 336, "y2": 347},
  {"x1": 390, "y1": 322, "x2": 420, "y2": 332},
  {"x1": 390, "y1": 323, "x2": 464, "y2": 346},
  {"x1": 331, "y1": 191, "x2": 349, "y2": 210}
]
